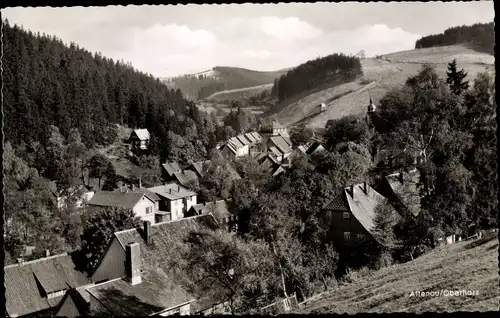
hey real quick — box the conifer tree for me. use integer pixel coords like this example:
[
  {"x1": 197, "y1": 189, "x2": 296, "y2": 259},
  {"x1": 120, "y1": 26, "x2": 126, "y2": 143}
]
[{"x1": 446, "y1": 59, "x2": 469, "y2": 96}]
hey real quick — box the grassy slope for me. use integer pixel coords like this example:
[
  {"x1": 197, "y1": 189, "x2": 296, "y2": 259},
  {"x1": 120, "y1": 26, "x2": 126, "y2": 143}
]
[
  {"x1": 297, "y1": 234, "x2": 499, "y2": 313},
  {"x1": 270, "y1": 45, "x2": 494, "y2": 128},
  {"x1": 204, "y1": 83, "x2": 274, "y2": 102}
]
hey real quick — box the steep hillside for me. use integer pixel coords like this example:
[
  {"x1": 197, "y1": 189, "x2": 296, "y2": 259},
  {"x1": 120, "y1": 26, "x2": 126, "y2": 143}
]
[
  {"x1": 297, "y1": 233, "x2": 499, "y2": 313},
  {"x1": 164, "y1": 66, "x2": 289, "y2": 100},
  {"x1": 270, "y1": 45, "x2": 494, "y2": 128}
]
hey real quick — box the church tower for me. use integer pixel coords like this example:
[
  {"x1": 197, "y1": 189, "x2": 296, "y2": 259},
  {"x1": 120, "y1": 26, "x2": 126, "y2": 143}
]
[{"x1": 365, "y1": 95, "x2": 376, "y2": 129}]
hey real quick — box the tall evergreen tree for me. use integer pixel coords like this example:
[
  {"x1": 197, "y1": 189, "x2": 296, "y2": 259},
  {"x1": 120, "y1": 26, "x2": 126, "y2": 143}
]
[{"x1": 446, "y1": 59, "x2": 469, "y2": 96}]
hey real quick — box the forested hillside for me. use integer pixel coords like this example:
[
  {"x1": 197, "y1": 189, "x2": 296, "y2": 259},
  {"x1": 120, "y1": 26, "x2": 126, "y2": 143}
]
[
  {"x1": 415, "y1": 22, "x2": 494, "y2": 54},
  {"x1": 2, "y1": 20, "x2": 229, "y2": 262},
  {"x1": 271, "y1": 53, "x2": 363, "y2": 102},
  {"x1": 164, "y1": 66, "x2": 289, "y2": 100}
]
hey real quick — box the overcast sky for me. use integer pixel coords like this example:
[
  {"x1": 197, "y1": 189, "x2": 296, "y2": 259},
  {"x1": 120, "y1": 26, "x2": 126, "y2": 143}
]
[{"x1": 3, "y1": 2, "x2": 494, "y2": 78}]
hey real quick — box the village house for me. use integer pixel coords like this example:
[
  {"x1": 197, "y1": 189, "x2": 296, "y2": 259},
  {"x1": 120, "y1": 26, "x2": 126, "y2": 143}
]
[
  {"x1": 271, "y1": 121, "x2": 287, "y2": 136},
  {"x1": 266, "y1": 135, "x2": 293, "y2": 164},
  {"x1": 87, "y1": 191, "x2": 157, "y2": 224},
  {"x1": 86, "y1": 216, "x2": 220, "y2": 315},
  {"x1": 147, "y1": 183, "x2": 198, "y2": 221},
  {"x1": 306, "y1": 141, "x2": 327, "y2": 157},
  {"x1": 322, "y1": 182, "x2": 400, "y2": 247},
  {"x1": 5, "y1": 253, "x2": 92, "y2": 318},
  {"x1": 185, "y1": 160, "x2": 212, "y2": 179},
  {"x1": 48, "y1": 182, "x2": 95, "y2": 210},
  {"x1": 186, "y1": 200, "x2": 238, "y2": 232},
  {"x1": 161, "y1": 161, "x2": 182, "y2": 182},
  {"x1": 255, "y1": 153, "x2": 286, "y2": 177},
  {"x1": 127, "y1": 128, "x2": 150, "y2": 152},
  {"x1": 220, "y1": 136, "x2": 249, "y2": 160}
]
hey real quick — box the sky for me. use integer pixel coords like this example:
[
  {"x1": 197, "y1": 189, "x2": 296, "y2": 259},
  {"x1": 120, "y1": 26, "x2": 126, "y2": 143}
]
[{"x1": 3, "y1": 2, "x2": 494, "y2": 78}]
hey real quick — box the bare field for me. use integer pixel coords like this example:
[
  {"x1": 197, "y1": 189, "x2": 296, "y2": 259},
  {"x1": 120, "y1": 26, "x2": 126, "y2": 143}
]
[
  {"x1": 297, "y1": 234, "x2": 499, "y2": 314},
  {"x1": 271, "y1": 45, "x2": 494, "y2": 129},
  {"x1": 204, "y1": 83, "x2": 273, "y2": 102}
]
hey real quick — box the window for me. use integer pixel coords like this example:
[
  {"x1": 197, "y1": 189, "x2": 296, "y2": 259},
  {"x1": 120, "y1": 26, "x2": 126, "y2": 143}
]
[
  {"x1": 47, "y1": 289, "x2": 66, "y2": 299},
  {"x1": 343, "y1": 212, "x2": 350, "y2": 220},
  {"x1": 344, "y1": 232, "x2": 351, "y2": 241},
  {"x1": 145, "y1": 207, "x2": 152, "y2": 214}
]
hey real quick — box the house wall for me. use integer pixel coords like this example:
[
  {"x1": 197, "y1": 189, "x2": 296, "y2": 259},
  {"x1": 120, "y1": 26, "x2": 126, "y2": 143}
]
[
  {"x1": 184, "y1": 195, "x2": 197, "y2": 212},
  {"x1": 91, "y1": 238, "x2": 126, "y2": 283},
  {"x1": 169, "y1": 199, "x2": 184, "y2": 221},
  {"x1": 132, "y1": 197, "x2": 156, "y2": 224},
  {"x1": 327, "y1": 209, "x2": 370, "y2": 243},
  {"x1": 159, "y1": 303, "x2": 191, "y2": 316}
]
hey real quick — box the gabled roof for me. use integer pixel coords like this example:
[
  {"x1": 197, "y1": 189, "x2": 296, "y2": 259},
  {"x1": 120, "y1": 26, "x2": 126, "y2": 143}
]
[
  {"x1": 191, "y1": 200, "x2": 231, "y2": 220},
  {"x1": 130, "y1": 129, "x2": 150, "y2": 141},
  {"x1": 297, "y1": 145, "x2": 308, "y2": 154},
  {"x1": 278, "y1": 131, "x2": 291, "y2": 142},
  {"x1": 5, "y1": 254, "x2": 91, "y2": 317},
  {"x1": 85, "y1": 271, "x2": 193, "y2": 316},
  {"x1": 87, "y1": 191, "x2": 152, "y2": 209},
  {"x1": 112, "y1": 186, "x2": 161, "y2": 202},
  {"x1": 271, "y1": 165, "x2": 286, "y2": 177},
  {"x1": 269, "y1": 136, "x2": 292, "y2": 155},
  {"x1": 306, "y1": 142, "x2": 327, "y2": 155},
  {"x1": 385, "y1": 169, "x2": 422, "y2": 217},
  {"x1": 228, "y1": 137, "x2": 245, "y2": 150},
  {"x1": 56, "y1": 284, "x2": 93, "y2": 317},
  {"x1": 269, "y1": 146, "x2": 283, "y2": 158},
  {"x1": 236, "y1": 134, "x2": 251, "y2": 146},
  {"x1": 148, "y1": 183, "x2": 197, "y2": 201},
  {"x1": 188, "y1": 160, "x2": 212, "y2": 178},
  {"x1": 162, "y1": 162, "x2": 182, "y2": 177},
  {"x1": 324, "y1": 183, "x2": 400, "y2": 246},
  {"x1": 221, "y1": 143, "x2": 238, "y2": 155},
  {"x1": 244, "y1": 133, "x2": 258, "y2": 143},
  {"x1": 250, "y1": 132, "x2": 262, "y2": 142},
  {"x1": 173, "y1": 170, "x2": 199, "y2": 188}
]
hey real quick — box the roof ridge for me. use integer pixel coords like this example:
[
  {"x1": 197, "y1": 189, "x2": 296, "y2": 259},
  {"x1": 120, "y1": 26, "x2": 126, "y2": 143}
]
[{"x1": 5, "y1": 252, "x2": 69, "y2": 268}]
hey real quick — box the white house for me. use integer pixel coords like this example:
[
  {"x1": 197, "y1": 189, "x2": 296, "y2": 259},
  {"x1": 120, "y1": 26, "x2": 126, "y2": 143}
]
[
  {"x1": 87, "y1": 191, "x2": 157, "y2": 224},
  {"x1": 127, "y1": 129, "x2": 150, "y2": 152},
  {"x1": 147, "y1": 183, "x2": 198, "y2": 221}
]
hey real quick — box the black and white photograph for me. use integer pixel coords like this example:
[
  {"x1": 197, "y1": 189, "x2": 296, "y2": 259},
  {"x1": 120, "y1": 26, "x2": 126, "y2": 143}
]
[{"x1": 1, "y1": 1, "x2": 497, "y2": 316}]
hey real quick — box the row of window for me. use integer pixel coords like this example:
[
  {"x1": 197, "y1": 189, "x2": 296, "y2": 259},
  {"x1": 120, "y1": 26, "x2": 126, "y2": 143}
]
[{"x1": 343, "y1": 232, "x2": 365, "y2": 241}]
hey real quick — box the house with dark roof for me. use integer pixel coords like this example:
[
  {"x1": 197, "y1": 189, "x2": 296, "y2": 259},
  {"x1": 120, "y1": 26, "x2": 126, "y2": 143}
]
[
  {"x1": 127, "y1": 129, "x2": 150, "y2": 152},
  {"x1": 87, "y1": 191, "x2": 157, "y2": 224},
  {"x1": 306, "y1": 141, "x2": 327, "y2": 156},
  {"x1": 186, "y1": 200, "x2": 237, "y2": 232},
  {"x1": 256, "y1": 153, "x2": 286, "y2": 177},
  {"x1": 172, "y1": 170, "x2": 199, "y2": 189},
  {"x1": 147, "y1": 183, "x2": 198, "y2": 221},
  {"x1": 87, "y1": 216, "x2": 220, "y2": 315},
  {"x1": 185, "y1": 160, "x2": 212, "y2": 179},
  {"x1": 322, "y1": 183, "x2": 400, "y2": 247},
  {"x1": 55, "y1": 284, "x2": 94, "y2": 317},
  {"x1": 5, "y1": 253, "x2": 91, "y2": 318},
  {"x1": 161, "y1": 161, "x2": 182, "y2": 182}
]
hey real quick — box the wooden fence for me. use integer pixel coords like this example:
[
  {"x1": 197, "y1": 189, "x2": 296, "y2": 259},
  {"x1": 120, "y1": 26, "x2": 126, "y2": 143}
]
[{"x1": 258, "y1": 293, "x2": 299, "y2": 315}]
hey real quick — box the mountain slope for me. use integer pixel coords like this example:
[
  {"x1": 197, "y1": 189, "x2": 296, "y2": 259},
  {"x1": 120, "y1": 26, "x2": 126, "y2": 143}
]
[
  {"x1": 269, "y1": 45, "x2": 494, "y2": 128},
  {"x1": 164, "y1": 66, "x2": 290, "y2": 100},
  {"x1": 297, "y1": 233, "x2": 499, "y2": 313}
]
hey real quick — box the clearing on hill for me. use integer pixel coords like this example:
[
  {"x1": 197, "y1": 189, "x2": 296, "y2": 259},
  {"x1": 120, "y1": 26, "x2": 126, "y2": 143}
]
[
  {"x1": 297, "y1": 233, "x2": 499, "y2": 313},
  {"x1": 204, "y1": 83, "x2": 273, "y2": 102},
  {"x1": 270, "y1": 45, "x2": 494, "y2": 129}
]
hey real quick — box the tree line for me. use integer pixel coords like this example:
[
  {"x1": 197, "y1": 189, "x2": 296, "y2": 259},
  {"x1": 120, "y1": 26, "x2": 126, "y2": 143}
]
[
  {"x1": 271, "y1": 53, "x2": 363, "y2": 102},
  {"x1": 414, "y1": 22, "x2": 494, "y2": 54}
]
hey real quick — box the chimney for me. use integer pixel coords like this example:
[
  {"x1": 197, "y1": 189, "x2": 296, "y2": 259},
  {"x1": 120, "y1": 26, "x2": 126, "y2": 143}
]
[
  {"x1": 144, "y1": 221, "x2": 152, "y2": 245},
  {"x1": 139, "y1": 176, "x2": 142, "y2": 189},
  {"x1": 132, "y1": 184, "x2": 136, "y2": 191},
  {"x1": 363, "y1": 181, "x2": 368, "y2": 194},
  {"x1": 350, "y1": 185, "x2": 355, "y2": 197},
  {"x1": 399, "y1": 172, "x2": 404, "y2": 184},
  {"x1": 125, "y1": 242, "x2": 142, "y2": 285},
  {"x1": 45, "y1": 249, "x2": 50, "y2": 257}
]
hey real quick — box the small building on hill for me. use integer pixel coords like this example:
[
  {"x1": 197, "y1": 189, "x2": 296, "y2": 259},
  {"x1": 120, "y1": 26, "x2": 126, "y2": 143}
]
[
  {"x1": 5, "y1": 253, "x2": 91, "y2": 318},
  {"x1": 319, "y1": 103, "x2": 326, "y2": 113},
  {"x1": 271, "y1": 121, "x2": 287, "y2": 136},
  {"x1": 127, "y1": 129, "x2": 150, "y2": 152}
]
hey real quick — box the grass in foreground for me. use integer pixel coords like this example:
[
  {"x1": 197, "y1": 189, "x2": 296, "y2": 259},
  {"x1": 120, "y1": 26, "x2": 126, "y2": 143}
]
[{"x1": 297, "y1": 234, "x2": 499, "y2": 313}]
